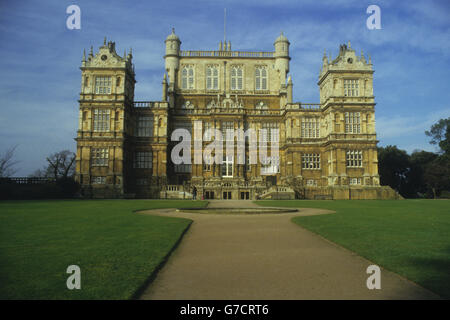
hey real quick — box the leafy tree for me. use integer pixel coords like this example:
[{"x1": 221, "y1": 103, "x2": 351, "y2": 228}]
[
  {"x1": 422, "y1": 118, "x2": 450, "y2": 198},
  {"x1": 425, "y1": 117, "x2": 450, "y2": 155},
  {"x1": 407, "y1": 150, "x2": 438, "y2": 197},
  {"x1": 377, "y1": 145, "x2": 410, "y2": 196},
  {"x1": 424, "y1": 157, "x2": 450, "y2": 198},
  {"x1": 0, "y1": 145, "x2": 19, "y2": 177}
]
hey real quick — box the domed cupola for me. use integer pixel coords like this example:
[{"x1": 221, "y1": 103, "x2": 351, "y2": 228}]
[{"x1": 165, "y1": 28, "x2": 181, "y2": 57}]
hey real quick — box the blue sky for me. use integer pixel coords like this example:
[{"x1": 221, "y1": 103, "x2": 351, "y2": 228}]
[{"x1": 0, "y1": 0, "x2": 449, "y2": 176}]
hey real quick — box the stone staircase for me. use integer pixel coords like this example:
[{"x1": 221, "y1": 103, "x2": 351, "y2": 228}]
[
  {"x1": 259, "y1": 186, "x2": 295, "y2": 200},
  {"x1": 160, "y1": 185, "x2": 193, "y2": 199}
]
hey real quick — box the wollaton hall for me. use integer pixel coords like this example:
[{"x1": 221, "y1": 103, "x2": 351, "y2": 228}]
[{"x1": 74, "y1": 30, "x2": 399, "y2": 200}]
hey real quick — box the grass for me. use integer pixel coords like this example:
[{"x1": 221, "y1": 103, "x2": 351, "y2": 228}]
[
  {"x1": 0, "y1": 199, "x2": 207, "y2": 300},
  {"x1": 255, "y1": 199, "x2": 450, "y2": 299}
]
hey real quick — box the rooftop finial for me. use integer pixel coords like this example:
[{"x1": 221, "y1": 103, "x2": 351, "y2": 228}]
[
  {"x1": 224, "y1": 8, "x2": 226, "y2": 44},
  {"x1": 124, "y1": 49, "x2": 126, "y2": 59},
  {"x1": 89, "y1": 46, "x2": 93, "y2": 56},
  {"x1": 82, "y1": 49, "x2": 86, "y2": 61},
  {"x1": 361, "y1": 49, "x2": 366, "y2": 63},
  {"x1": 104, "y1": 37, "x2": 106, "y2": 45},
  {"x1": 348, "y1": 40, "x2": 351, "y2": 48},
  {"x1": 172, "y1": 27, "x2": 175, "y2": 34}
]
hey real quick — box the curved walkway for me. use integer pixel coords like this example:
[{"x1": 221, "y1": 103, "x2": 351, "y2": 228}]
[{"x1": 139, "y1": 200, "x2": 439, "y2": 300}]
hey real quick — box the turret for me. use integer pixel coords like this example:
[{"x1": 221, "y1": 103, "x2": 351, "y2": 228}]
[
  {"x1": 164, "y1": 28, "x2": 181, "y2": 86},
  {"x1": 274, "y1": 32, "x2": 290, "y2": 87}
]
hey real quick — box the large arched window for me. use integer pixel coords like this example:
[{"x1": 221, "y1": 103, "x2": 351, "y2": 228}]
[
  {"x1": 181, "y1": 65, "x2": 194, "y2": 89},
  {"x1": 206, "y1": 65, "x2": 219, "y2": 90},
  {"x1": 255, "y1": 66, "x2": 267, "y2": 90},
  {"x1": 231, "y1": 66, "x2": 243, "y2": 90}
]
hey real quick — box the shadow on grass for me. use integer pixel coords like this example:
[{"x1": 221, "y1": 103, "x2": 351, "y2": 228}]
[{"x1": 406, "y1": 247, "x2": 450, "y2": 299}]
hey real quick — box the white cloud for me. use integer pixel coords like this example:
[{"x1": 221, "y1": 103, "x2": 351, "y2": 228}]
[{"x1": 376, "y1": 108, "x2": 450, "y2": 140}]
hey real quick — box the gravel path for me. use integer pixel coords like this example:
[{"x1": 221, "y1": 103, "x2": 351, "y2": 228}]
[{"x1": 139, "y1": 200, "x2": 439, "y2": 299}]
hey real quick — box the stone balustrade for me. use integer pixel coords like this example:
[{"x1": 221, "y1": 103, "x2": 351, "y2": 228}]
[
  {"x1": 180, "y1": 50, "x2": 275, "y2": 58},
  {"x1": 133, "y1": 101, "x2": 168, "y2": 108}
]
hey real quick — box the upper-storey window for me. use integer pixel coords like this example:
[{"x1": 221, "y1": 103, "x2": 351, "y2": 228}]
[
  {"x1": 301, "y1": 118, "x2": 320, "y2": 138},
  {"x1": 206, "y1": 65, "x2": 219, "y2": 90},
  {"x1": 95, "y1": 76, "x2": 111, "y2": 94},
  {"x1": 346, "y1": 150, "x2": 363, "y2": 167},
  {"x1": 91, "y1": 148, "x2": 109, "y2": 166},
  {"x1": 136, "y1": 116, "x2": 153, "y2": 137},
  {"x1": 231, "y1": 66, "x2": 243, "y2": 90},
  {"x1": 302, "y1": 153, "x2": 321, "y2": 170},
  {"x1": 255, "y1": 66, "x2": 267, "y2": 90},
  {"x1": 261, "y1": 122, "x2": 279, "y2": 143},
  {"x1": 204, "y1": 121, "x2": 212, "y2": 141},
  {"x1": 93, "y1": 109, "x2": 110, "y2": 132},
  {"x1": 181, "y1": 65, "x2": 194, "y2": 89},
  {"x1": 345, "y1": 112, "x2": 361, "y2": 134},
  {"x1": 134, "y1": 151, "x2": 153, "y2": 169},
  {"x1": 344, "y1": 79, "x2": 359, "y2": 97},
  {"x1": 221, "y1": 121, "x2": 235, "y2": 141}
]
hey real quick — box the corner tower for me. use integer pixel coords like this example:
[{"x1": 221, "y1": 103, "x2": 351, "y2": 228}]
[
  {"x1": 75, "y1": 38, "x2": 136, "y2": 198},
  {"x1": 318, "y1": 42, "x2": 380, "y2": 190}
]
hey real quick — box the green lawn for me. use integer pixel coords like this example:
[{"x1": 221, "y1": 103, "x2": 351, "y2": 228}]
[
  {"x1": 255, "y1": 199, "x2": 450, "y2": 299},
  {"x1": 0, "y1": 199, "x2": 207, "y2": 300}
]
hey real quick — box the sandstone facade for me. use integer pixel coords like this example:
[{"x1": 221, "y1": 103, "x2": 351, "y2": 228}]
[{"x1": 75, "y1": 31, "x2": 400, "y2": 200}]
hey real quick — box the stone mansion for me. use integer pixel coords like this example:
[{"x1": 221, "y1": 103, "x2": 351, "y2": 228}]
[{"x1": 74, "y1": 30, "x2": 398, "y2": 200}]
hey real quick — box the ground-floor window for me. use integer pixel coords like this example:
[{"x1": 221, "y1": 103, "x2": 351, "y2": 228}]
[
  {"x1": 240, "y1": 191, "x2": 250, "y2": 199},
  {"x1": 349, "y1": 177, "x2": 362, "y2": 185},
  {"x1": 205, "y1": 191, "x2": 215, "y2": 199},
  {"x1": 91, "y1": 176, "x2": 106, "y2": 184},
  {"x1": 223, "y1": 191, "x2": 232, "y2": 199}
]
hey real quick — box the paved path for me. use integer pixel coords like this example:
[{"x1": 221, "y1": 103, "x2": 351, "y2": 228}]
[{"x1": 139, "y1": 200, "x2": 439, "y2": 299}]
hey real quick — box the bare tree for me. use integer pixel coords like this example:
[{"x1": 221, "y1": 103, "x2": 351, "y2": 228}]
[
  {"x1": 46, "y1": 150, "x2": 76, "y2": 180},
  {"x1": 0, "y1": 145, "x2": 19, "y2": 177}
]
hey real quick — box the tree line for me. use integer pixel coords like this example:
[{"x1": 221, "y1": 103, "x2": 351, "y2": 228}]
[
  {"x1": 0, "y1": 149, "x2": 79, "y2": 199},
  {"x1": 378, "y1": 118, "x2": 450, "y2": 198}
]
